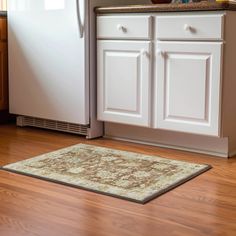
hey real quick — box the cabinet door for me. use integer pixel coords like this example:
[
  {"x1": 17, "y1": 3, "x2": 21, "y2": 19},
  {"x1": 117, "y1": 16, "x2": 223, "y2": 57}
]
[
  {"x1": 0, "y1": 41, "x2": 8, "y2": 110},
  {"x1": 97, "y1": 40, "x2": 151, "y2": 127},
  {"x1": 154, "y1": 42, "x2": 223, "y2": 136}
]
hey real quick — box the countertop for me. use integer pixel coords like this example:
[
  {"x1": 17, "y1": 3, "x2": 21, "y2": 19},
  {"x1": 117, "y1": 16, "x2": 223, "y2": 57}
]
[{"x1": 95, "y1": 1, "x2": 236, "y2": 14}]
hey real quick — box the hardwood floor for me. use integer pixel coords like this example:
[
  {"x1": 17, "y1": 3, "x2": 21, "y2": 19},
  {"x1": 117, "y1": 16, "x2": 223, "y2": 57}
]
[{"x1": 0, "y1": 124, "x2": 236, "y2": 236}]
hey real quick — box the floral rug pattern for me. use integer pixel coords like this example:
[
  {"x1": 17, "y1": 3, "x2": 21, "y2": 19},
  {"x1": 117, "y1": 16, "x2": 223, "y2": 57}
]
[{"x1": 2, "y1": 144, "x2": 211, "y2": 203}]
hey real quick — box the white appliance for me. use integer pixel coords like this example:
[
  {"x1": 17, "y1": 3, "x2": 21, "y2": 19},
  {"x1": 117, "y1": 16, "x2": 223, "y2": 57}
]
[{"x1": 8, "y1": 0, "x2": 150, "y2": 138}]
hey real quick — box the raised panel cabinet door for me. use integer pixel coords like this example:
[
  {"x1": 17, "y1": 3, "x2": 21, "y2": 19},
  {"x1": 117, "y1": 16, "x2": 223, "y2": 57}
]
[
  {"x1": 97, "y1": 40, "x2": 151, "y2": 127},
  {"x1": 0, "y1": 42, "x2": 8, "y2": 110},
  {"x1": 154, "y1": 41, "x2": 223, "y2": 136}
]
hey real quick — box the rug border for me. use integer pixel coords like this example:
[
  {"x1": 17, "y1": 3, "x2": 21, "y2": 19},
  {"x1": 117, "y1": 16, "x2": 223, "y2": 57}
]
[
  {"x1": 141, "y1": 164, "x2": 212, "y2": 203},
  {"x1": 0, "y1": 164, "x2": 212, "y2": 204}
]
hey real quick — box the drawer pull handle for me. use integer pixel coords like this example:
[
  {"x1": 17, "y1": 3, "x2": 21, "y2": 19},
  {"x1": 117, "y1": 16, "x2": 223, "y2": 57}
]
[{"x1": 117, "y1": 24, "x2": 127, "y2": 32}]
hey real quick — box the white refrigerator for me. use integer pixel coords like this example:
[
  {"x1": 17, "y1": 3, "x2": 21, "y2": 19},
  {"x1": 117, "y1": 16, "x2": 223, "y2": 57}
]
[{"x1": 8, "y1": 0, "x2": 150, "y2": 138}]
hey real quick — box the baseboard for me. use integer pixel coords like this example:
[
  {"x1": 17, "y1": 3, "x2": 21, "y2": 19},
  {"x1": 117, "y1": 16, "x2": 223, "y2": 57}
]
[
  {"x1": 105, "y1": 135, "x2": 228, "y2": 158},
  {"x1": 104, "y1": 123, "x2": 229, "y2": 158}
]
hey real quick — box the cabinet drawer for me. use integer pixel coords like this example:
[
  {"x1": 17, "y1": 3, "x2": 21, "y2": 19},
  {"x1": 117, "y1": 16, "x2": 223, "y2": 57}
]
[
  {"x1": 155, "y1": 14, "x2": 224, "y2": 40},
  {"x1": 0, "y1": 18, "x2": 7, "y2": 41},
  {"x1": 97, "y1": 15, "x2": 152, "y2": 40}
]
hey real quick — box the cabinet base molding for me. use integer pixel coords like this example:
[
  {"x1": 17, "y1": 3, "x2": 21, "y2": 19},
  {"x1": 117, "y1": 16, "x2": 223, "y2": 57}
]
[
  {"x1": 105, "y1": 135, "x2": 229, "y2": 158},
  {"x1": 105, "y1": 123, "x2": 229, "y2": 158}
]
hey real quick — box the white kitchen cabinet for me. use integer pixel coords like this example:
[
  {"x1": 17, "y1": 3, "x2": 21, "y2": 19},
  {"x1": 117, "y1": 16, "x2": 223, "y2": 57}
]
[
  {"x1": 97, "y1": 12, "x2": 224, "y2": 136},
  {"x1": 97, "y1": 9, "x2": 236, "y2": 157},
  {"x1": 154, "y1": 41, "x2": 223, "y2": 136},
  {"x1": 97, "y1": 40, "x2": 151, "y2": 127}
]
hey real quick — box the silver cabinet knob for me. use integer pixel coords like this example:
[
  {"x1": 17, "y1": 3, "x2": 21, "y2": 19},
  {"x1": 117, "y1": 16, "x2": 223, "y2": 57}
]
[
  {"x1": 117, "y1": 24, "x2": 127, "y2": 32},
  {"x1": 184, "y1": 24, "x2": 192, "y2": 31}
]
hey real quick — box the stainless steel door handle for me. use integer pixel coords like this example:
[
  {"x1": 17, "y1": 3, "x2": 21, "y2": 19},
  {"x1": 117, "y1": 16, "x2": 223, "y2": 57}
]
[{"x1": 76, "y1": 0, "x2": 84, "y2": 38}]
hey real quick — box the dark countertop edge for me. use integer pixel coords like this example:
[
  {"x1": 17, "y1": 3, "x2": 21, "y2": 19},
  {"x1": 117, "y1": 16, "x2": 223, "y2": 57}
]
[
  {"x1": 0, "y1": 11, "x2": 7, "y2": 17},
  {"x1": 95, "y1": 2, "x2": 236, "y2": 14}
]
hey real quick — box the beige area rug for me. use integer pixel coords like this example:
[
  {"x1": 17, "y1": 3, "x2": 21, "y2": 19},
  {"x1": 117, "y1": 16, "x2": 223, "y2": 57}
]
[{"x1": 1, "y1": 144, "x2": 211, "y2": 203}]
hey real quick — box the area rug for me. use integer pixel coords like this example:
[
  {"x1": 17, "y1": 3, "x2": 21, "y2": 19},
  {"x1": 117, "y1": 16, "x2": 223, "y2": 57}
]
[{"x1": 1, "y1": 144, "x2": 211, "y2": 203}]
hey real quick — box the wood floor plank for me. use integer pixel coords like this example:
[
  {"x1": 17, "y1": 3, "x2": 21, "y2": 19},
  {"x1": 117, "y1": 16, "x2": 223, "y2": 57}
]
[{"x1": 0, "y1": 124, "x2": 236, "y2": 236}]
